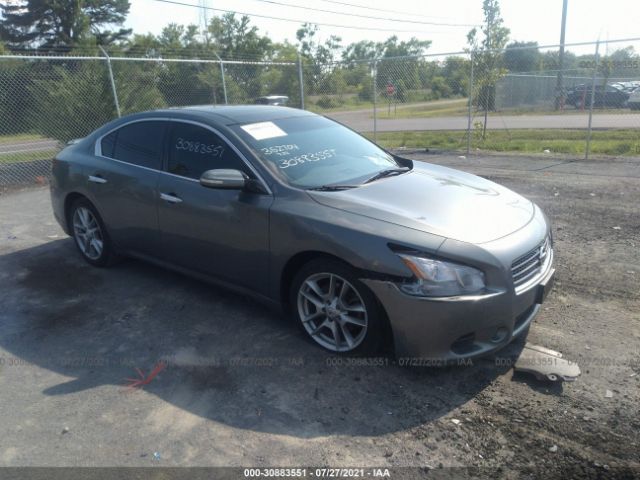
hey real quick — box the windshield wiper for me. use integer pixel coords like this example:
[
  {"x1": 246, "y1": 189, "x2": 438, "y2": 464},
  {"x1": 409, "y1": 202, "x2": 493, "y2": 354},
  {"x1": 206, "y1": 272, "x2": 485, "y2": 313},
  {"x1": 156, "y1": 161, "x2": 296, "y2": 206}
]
[
  {"x1": 307, "y1": 184, "x2": 359, "y2": 192},
  {"x1": 363, "y1": 167, "x2": 410, "y2": 184}
]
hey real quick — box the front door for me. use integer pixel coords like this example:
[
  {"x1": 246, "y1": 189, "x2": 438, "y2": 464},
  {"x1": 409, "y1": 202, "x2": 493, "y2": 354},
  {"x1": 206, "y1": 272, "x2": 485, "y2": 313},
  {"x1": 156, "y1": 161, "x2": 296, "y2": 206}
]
[{"x1": 157, "y1": 121, "x2": 273, "y2": 296}]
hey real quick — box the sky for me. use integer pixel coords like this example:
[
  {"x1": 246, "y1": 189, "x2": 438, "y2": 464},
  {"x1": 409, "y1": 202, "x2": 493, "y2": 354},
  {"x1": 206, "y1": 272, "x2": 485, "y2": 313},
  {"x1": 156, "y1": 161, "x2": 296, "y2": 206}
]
[{"x1": 126, "y1": 0, "x2": 640, "y2": 57}]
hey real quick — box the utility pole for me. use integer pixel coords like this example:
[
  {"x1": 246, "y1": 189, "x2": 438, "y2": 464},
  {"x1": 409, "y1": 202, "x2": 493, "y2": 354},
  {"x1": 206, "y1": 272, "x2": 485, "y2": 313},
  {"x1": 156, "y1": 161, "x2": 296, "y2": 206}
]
[
  {"x1": 555, "y1": 0, "x2": 568, "y2": 110},
  {"x1": 199, "y1": 0, "x2": 210, "y2": 44}
]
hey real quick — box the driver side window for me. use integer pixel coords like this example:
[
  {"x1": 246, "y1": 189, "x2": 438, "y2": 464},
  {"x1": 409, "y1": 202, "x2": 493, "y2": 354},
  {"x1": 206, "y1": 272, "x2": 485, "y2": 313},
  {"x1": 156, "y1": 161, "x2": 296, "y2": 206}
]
[{"x1": 167, "y1": 122, "x2": 249, "y2": 180}]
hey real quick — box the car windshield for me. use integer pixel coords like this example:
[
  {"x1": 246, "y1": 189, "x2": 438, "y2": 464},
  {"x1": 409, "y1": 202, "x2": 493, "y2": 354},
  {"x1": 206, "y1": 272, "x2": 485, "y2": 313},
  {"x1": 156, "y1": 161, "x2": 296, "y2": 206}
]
[{"x1": 232, "y1": 116, "x2": 401, "y2": 188}]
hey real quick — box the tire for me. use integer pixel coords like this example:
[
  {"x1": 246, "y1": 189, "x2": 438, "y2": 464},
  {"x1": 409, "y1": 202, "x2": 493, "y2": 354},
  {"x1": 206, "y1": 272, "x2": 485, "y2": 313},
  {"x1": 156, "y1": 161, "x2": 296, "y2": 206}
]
[
  {"x1": 290, "y1": 258, "x2": 385, "y2": 355},
  {"x1": 68, "y1": 198, "x2": 118, "y2": 267}
]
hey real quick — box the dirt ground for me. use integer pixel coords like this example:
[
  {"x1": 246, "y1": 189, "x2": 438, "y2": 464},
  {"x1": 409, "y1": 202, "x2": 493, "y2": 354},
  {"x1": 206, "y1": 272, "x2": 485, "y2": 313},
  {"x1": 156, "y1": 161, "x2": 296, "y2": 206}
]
[{"x1": 0, "y1": 153, "x2": 638, "y2": 479}]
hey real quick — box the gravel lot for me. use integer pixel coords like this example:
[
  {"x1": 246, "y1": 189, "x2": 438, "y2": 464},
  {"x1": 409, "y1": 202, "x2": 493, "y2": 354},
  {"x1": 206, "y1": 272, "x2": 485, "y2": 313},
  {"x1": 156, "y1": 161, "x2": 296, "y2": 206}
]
[{"x1": 0, "y1": 153, "x2": 639, "y2": 478}]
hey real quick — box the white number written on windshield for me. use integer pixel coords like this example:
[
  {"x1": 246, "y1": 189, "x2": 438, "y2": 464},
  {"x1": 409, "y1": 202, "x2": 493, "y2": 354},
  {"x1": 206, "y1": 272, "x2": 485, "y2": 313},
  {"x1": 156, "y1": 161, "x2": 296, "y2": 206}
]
[
  {"x1": 261, "y1": 144, "x2": 299, "y2": 156},
  {"x1": 278, "y1": 149, "x2": 336, "y2": 169}
]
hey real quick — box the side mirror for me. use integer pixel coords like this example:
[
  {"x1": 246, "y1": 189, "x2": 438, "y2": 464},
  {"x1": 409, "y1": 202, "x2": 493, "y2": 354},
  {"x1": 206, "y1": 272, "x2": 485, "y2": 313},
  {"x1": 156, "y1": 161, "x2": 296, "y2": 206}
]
[{"x1": 200, "y1": 169, "x2": 247, "y2": 189}]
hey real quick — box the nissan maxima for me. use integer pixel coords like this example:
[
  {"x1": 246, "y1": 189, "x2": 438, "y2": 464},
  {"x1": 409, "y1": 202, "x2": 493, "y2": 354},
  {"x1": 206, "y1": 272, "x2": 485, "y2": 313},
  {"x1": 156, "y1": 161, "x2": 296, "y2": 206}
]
[{"x1": 50, "y1": 106, "x2": 555, "y2": 360}]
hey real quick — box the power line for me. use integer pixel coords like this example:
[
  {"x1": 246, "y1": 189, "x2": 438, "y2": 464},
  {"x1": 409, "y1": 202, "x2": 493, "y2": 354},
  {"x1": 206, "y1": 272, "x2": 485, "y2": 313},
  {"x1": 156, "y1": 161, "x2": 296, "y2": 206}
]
[
  {"x1": 315, "y1": 0, "x2": 467, "y2": 22},
  {"x1": 146, "y1": 0, "x2": 451, "y2": 33},
  {"x1": 243, "y1": 0, "x2": 477, "y2": 27}
]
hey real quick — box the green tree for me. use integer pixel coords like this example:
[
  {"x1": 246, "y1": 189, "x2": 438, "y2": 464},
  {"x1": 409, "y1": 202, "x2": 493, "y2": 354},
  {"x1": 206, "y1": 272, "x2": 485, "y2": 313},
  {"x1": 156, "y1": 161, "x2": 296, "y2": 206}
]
[
  {"x1": 0, "y1": 0, "x2": 131, "y2": 52},
  {"x1": 608, "y1": 46, "x2": 640, "y2": 77},
  {"x1": 208, "y1": 13, "x2": 272, "y2": 60},
  {"x1": 296, "y1": 23, "x2": 342, "y2": 95},
  {"x1": 342, "y1": 40, "x2": 380, "y2": 63},
  {"x1": 442, "y1": 56, "x2": 471, "y2": 96},
  {"x1": 541, "y1": 49, "x2": 577, "y2": 73},
  {"x1": 208, "y1": 13, "x2": 274, "y2": 101},
  {"x1": 379, "y1": 36, "x2": 431, "y2": 59},
  {"x1": 29, "y1": 61, "x2": 164, "y2": 142},
  {"x1": 504, "y1": 41, "x2": 540, "y2": 72},
  {"x1": 467, "y1": 0, "x2": 510, "y2": 137}
]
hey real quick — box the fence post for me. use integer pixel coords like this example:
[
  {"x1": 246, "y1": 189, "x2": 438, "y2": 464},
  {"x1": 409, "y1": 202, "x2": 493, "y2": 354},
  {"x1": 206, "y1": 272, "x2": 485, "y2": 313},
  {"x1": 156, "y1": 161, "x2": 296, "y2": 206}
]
[
  {"x1": 372, "y1": 60, "x2": 378, "y2": 144},
  {"x1": 214, "y1": 52, "x2": 228, "y2": 105},
  {"x1": 99, "y1": 46, "x2": 121, "y2": 118},
  {"x1": 585, "y1": 40, "x2": 600, "y2": 160},
  {"x1": 298, "y1": 54, "x2": 305, "y2": 110},
  {"x1": 466, "y1": 55, "x2": 474, "y2": 156}
]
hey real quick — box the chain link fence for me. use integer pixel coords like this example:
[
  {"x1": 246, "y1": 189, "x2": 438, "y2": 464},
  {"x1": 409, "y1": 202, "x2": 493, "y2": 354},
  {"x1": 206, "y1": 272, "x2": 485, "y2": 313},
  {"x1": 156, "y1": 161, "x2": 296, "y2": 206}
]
[
  {"x1": 1, "y1": 38, "x2": 640, "y2": 187},
  {"x1": 0, "y1": 54, "x2": 298, "y2": 186}
]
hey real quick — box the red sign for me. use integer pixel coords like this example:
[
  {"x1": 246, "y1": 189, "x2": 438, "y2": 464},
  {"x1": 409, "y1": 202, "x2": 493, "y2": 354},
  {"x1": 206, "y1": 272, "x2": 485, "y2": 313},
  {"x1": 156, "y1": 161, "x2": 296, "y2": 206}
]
[{"x1": 386, "y1": 83, "x2": 395, "y2": 95}]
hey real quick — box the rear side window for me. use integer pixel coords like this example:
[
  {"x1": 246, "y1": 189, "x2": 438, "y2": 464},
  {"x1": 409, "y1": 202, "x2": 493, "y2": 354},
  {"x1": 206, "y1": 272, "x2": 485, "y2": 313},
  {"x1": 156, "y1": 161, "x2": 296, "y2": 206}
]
[
  {"x1": 101, "y1": 131, "x2": 116, "y2": 157},
  {"x1": 100, "y1": 121, "x2": 166, "y2": 170},
  {"x1": 167, "y1": 122, "x2": 248, "y2": 180}
]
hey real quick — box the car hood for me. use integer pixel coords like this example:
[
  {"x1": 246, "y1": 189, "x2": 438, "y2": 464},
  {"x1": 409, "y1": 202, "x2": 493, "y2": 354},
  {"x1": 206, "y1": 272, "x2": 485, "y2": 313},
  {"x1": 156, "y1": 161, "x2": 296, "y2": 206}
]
[{"x1": 307, "y1": 162, "x2": 535, "y2": 244}]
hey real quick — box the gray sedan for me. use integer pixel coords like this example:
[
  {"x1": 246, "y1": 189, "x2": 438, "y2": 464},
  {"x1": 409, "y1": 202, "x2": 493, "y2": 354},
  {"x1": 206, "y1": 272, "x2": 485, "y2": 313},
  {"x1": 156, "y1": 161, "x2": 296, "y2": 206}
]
[{"x1": 50, "y1": 106, "x2": 555, "y2": 360}]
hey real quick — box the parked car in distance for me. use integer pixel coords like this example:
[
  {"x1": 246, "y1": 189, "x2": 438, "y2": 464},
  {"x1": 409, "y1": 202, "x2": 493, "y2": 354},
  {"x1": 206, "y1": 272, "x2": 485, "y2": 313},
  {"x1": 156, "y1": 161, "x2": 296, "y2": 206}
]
[
  {"x1": 628, "y1": 87, "x2": 640, "y2": 110},
  {"x1": 50, "y1": 106, "x2": 554, "y2": 361},
  {"x1": 614, "y1": 81, "x2": 640, "y2": 93},
  {"x1": 566, "y1": 83, "x2": 630, "y2": 108},
  {"x1": 254, "y1": 95, "x2": 289, "y2": 106}
]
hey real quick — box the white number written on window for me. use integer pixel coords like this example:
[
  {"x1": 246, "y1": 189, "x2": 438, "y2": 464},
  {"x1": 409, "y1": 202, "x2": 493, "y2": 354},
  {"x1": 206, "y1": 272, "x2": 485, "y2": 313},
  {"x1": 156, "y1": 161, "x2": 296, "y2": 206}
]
[{"x1": 176, "y1": 138, "x2": 224, "y2": 157}]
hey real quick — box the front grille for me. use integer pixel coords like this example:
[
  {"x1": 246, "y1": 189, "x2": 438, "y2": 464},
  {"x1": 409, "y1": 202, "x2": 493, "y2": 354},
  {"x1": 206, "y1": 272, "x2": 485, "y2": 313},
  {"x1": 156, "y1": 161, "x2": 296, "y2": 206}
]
[{"x1": 511, "y1": 236, "x2": 551, "y2": 287}]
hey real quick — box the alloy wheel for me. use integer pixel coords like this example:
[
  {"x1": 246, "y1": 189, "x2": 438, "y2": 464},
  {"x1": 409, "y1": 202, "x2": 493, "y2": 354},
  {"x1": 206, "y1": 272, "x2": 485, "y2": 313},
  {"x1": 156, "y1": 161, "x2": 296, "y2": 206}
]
[{"x1": 297, "y1": 272, "x2": 368, "y2": 352}]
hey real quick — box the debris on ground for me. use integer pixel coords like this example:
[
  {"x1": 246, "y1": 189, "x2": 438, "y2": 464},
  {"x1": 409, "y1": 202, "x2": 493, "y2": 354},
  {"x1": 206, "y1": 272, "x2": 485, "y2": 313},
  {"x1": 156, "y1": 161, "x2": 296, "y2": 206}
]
[
  {"x1": 549, "y1": 445, "x2": 558, "y2": 453},
  {"x1": 513, "y1": 343, "x2": 581, "y2": 382},
  {"x1": 450, "y1": 418, "x2": 461, "y2": 426},
  {"x1": 605, "y1": 390, "x2": 614, "y2": 398}
]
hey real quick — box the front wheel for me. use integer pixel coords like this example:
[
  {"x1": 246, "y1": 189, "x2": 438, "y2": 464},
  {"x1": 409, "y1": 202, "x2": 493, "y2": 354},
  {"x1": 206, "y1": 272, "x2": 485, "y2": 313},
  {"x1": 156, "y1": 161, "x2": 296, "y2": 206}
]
[{"x1": 290, "y1": 259, "x2": 385, "y2": 355}]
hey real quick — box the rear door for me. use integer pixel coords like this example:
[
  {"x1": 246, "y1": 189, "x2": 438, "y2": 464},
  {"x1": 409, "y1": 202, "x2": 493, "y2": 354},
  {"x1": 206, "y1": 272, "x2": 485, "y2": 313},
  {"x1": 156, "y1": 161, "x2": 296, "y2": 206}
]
[
  {"x1": 157, "y1": 121, "x2": 273, "y2": 296},
  {"x1": 90, "y1": 120, "x2": 167, "y2": 256}
]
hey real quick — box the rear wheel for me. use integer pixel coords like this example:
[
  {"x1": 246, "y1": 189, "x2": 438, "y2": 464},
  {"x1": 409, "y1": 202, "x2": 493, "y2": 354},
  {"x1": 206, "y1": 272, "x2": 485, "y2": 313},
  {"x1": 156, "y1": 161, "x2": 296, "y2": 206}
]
[
  {"x1": 290, "y1": 259, "x2": 384, "y2": 355},
  {"x1": 69, "y1": 198, "x2": 117, "y2": 267}
]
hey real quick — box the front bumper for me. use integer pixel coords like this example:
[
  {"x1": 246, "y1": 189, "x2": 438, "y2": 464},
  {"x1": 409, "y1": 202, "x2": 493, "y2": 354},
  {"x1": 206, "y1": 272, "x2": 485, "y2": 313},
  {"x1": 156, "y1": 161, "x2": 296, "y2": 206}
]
[{"x1": 363, "y1": 258, "x2": 555, "y2": 362}]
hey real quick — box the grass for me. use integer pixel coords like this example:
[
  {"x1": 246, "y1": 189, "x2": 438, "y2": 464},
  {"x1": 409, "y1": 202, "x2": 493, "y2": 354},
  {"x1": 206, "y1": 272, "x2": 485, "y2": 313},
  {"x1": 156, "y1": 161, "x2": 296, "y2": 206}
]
[
  {"x1": 375, "y1": 100, "x2": 639, "y2": 120},
  {"x1": 306, "y1": 99, "x2": 375, "y2": 114},
  {"x1": 376, "y1": 98, "x2": 469, "y2": 119},
  {"x1": 309, "y1": 97, "x2": 471, "y2": 116},
  {"x1": 1, "y1": 129, "x2": 639, "y2": 166},
  {"x1": 0, "y1": 133, "x2": 48, "y2": 145},
  {"x1": 366, "y1": 129, "x2": 640, "y2": 157},
  {"x1": 0, "y1": 149, "x2": 58, "y2": 164}
]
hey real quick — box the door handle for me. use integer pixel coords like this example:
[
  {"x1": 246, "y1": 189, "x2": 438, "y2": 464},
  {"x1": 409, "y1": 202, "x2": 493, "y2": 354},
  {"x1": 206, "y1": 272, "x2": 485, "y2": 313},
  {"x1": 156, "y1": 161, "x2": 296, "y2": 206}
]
[
  {"x1": 88, "y1": 175, "x2": 107, "y2": 184},
  {"x1": 160, "y1": 192, "x2": 183, "y2": 204}
]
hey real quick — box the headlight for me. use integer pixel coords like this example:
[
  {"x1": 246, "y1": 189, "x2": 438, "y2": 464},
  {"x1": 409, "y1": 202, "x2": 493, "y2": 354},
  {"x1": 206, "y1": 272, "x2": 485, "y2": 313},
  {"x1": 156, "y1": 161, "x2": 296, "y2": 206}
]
[{"x1": 397, "y1": 253, "x2": 485, "y2": 297}]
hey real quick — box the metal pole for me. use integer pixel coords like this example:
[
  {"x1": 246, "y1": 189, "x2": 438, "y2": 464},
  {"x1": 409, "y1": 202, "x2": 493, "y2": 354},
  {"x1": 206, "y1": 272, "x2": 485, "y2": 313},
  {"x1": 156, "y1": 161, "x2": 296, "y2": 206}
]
[
  {"x1": 467, "y1": 55, "x2": 474, "y2": 155},
  {"x1": 298, "y1": 54, "x2": 305, "y2": 110},
  {"x1": 214, "y1": 52, "x2": 228, "y2": 105},
  {"x1": 99, "y1": 46, "x2": 121, "y2": 118},
  {"x1": 585, "y1": 40, "x2": 600, "y2": 160},
  {"x1": 555, "y1": 0, "x2": 568, "y2": 110},
  {"x1": 372, "y1": 60, "x2": 378, "y2": 143}
]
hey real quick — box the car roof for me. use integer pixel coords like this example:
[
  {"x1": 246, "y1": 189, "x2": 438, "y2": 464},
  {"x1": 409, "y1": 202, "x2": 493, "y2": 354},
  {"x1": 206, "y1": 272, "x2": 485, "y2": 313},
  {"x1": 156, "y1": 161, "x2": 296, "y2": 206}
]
[{"x1": 149, "y1": 105, "x2": 314, "y2": 126}]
